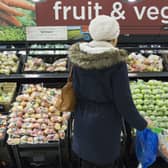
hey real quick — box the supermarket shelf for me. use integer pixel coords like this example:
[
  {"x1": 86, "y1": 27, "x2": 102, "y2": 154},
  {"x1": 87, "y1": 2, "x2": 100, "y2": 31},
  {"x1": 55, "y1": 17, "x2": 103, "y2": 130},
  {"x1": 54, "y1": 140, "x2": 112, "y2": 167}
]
[
  {"x1": 27, "y1": 48, "x2": 68, "y2": 51},
  {"x1": 128, "y1": 72, "x2": 168, "y2": 78},
  {"x1": 27, "y1": 54, "x2": 68, "y2": 56},
  {"x1": 121, "y1": 46, "x2": 168, "y2": 49},
  {"x1": 0, "y1": 40, "x2": 81, "y2": 46},
  {"x1": 0, "y1": 72, "x2": 168, "y2": 82},
  {"x1": 0, "y1": 48, "x2": 26, "y2": 51},
  {"x1": 0, "y1": 73, "x2": 69, "y2": 83},
  {"x1": 17, "y1": 142, "x2": 60, "y2": 149}
]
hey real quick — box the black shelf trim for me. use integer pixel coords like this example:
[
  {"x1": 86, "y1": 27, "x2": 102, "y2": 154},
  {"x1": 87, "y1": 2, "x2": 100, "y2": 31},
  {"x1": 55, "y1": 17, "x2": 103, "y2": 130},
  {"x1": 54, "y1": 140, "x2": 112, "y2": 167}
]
[
  {"x1": 120, "y1": 47, "x2": 168, "y2": 50},
  {"x1": 128, "y1": 72, "x2": 168, "y2": 78},
  {"x1": 0, "y1": 73, "x2": 68, "y2": 80},
  {"x1": 16, "y1": 142, "x2": 60, "y2": 149},
  {"x1": 27, "y1": 48, "x2": 69, "y2": 51},
  {"x1": 0, "y1": 72, "x2": 167, "y2": 81},
  {"x1": 27, "y1": 54, "x2": 68, "y2": 56},
  {"x1": 0, "y1": 48, "x2": 27, "y2": 51}
]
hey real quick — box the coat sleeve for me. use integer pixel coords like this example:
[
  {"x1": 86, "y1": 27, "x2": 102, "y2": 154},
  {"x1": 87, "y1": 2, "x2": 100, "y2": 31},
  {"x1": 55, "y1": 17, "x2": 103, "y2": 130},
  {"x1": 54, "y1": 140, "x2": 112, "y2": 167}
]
[{"x1": 112, "y1": 62, "x2": 147, "y2": 130}]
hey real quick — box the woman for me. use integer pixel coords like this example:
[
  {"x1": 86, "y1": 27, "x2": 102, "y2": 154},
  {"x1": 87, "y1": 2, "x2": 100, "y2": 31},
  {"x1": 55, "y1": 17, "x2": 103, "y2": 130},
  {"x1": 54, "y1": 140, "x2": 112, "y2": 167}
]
[{"x1": 69, "y1": 15, "x2": 149, "y2": 168}]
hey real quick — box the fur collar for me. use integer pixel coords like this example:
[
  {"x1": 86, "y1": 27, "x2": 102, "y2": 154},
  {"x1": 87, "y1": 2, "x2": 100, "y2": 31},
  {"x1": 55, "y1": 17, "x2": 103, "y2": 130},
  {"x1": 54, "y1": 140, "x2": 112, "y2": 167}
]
[{"x1": 68, "y1": 41, "x2": 128, "y2": 69}]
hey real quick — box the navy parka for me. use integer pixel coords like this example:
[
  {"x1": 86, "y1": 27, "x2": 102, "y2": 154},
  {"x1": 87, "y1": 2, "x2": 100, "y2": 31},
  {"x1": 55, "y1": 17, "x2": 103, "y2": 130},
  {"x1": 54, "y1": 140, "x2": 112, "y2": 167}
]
[{"x1": 69, "y1": 42, "x2": 147, "y2": 165}]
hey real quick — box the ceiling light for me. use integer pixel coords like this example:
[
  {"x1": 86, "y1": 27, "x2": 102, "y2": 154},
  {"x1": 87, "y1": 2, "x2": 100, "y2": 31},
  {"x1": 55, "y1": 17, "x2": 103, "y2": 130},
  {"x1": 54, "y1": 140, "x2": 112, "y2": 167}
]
[
  {"x1": 32, "y1": 0, "x2": 45, "y2": 2},
  {"x1": 121, "y1": 0, "x2": 143, "y2": 3}
]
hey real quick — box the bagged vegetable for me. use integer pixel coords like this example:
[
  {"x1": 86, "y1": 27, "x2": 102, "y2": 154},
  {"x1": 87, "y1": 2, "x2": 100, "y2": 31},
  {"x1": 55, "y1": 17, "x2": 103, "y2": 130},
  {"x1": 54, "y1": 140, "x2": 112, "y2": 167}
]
[
  {"x1": 158, "y1": 130, "x2": 168, "y2": 162},
  {"x1": 135, "y1": 128, "x2": 158, "y2": 168}
]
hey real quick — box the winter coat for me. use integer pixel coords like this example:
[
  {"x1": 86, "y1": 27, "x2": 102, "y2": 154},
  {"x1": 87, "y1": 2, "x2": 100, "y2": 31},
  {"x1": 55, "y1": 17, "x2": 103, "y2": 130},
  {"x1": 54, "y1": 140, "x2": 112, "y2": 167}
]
[{"x1": 68, "y1": 41, "x2": 147, "y2": 166}]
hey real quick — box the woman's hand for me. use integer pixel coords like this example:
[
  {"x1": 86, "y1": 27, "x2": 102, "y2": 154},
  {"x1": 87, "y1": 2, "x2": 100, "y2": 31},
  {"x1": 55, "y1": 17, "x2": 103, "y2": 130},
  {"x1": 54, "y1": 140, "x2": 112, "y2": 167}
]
[{"x1": 145, "y1": 117, "x2": 153, "y2": 128}]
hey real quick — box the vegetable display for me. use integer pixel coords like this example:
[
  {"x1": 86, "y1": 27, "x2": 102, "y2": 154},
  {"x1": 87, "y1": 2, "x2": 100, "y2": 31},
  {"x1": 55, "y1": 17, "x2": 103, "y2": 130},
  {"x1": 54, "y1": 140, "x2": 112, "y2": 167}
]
[
  {"x1": 24, "y1": 57, "x2": 67, "y2": 72},
  {"x1": 0, "y1": 85, "x2": 13, "y2": 102},
  {"x1": 0, "y1": 52, "x2": 19, "y2": 75},
  {"x1": 127, "y1": 53, "x2": 163, "y2": 72},
  {"x1": 7, "y1": 84, "x2": 71, "y2": 145},
  {"x1": 130, "y1": 80, "x2": 168, "y2": 129}
]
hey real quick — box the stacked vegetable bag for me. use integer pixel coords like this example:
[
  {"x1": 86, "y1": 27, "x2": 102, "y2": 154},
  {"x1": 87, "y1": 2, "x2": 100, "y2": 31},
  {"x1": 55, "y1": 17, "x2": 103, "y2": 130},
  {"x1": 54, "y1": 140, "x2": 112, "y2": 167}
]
[
  {"x1": 24, "y1": 57, "x2": 68, "y2": 72},
  {"x1": 7, "y1": 84, "x2": 71, "y2": 145},
  {"x1": 127, "y1": 53, "x2": 163, "y2": 72},
  {"x1": 0, "y1": 53, "x2": 19, "y2": 75}
]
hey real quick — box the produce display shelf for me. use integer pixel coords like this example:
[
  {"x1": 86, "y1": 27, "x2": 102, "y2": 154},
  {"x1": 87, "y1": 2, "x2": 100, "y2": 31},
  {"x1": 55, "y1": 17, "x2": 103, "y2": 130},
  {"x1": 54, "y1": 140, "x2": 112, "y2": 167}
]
[
  {"x1": 0, "y1": 73, "x2": 69, "y2": 83},
  {"x1": 23, "y1": 70, "x2": 69, "y2": 74},
  {"x1": 17, "y1": 142, "x2": 60, "y2": 149},
  {"x1": 0, "y1": 40, "x2": 77, "y2": 45},
  {"x1": 118, "y1": 35, "x2": 168, "y2": 44},
  {"x1": 128, "y1": 72, "x2": 168, "y2": 78},
  {"x1": 27, "y1": 48, "x2": 69, "y2": 51},
  {"x1": 26, "y1": 40, "x2": 79, "y2": 44},
  {"x1": 121, "y1": 46, "x2": 168, "y2": 50},
  {"x1": 0, "y1": 39, "x2": 168, "y2": 167},
  {"x1": 0, "y1": 48, "x2": 26, "y2": 51},
  {"x1": 27, "y1": 54, "x2": 68, "y2": 56},
  {"x1": 0, "y1": 72, "x2": 168, "y2": 82}
]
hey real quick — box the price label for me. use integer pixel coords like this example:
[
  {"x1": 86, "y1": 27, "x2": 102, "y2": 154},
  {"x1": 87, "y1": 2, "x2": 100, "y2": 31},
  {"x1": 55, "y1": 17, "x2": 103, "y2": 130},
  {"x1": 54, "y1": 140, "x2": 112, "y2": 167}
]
[{"x1": 26, "y1": 26, "x2": 68, "y2": 41}]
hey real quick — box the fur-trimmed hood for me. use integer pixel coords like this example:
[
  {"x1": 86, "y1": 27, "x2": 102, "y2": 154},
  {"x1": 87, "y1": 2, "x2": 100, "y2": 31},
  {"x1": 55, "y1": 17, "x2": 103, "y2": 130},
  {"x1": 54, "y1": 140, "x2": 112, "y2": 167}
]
[{"x1": 68, "y1": 41, "x2": 128, "y2": 69}]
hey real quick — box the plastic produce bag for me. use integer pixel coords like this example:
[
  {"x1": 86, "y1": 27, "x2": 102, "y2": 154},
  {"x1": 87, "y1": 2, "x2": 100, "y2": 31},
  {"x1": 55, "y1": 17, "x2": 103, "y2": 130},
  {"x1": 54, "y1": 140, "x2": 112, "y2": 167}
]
[
  {"x1": 158, "y1": 129, "x2": 168, "y2": 162},
  {"x1": 135, "y1": 128, "x2": 158, "y2": 168}
]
